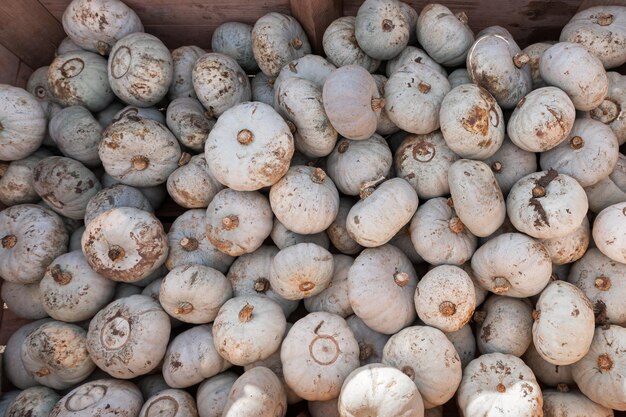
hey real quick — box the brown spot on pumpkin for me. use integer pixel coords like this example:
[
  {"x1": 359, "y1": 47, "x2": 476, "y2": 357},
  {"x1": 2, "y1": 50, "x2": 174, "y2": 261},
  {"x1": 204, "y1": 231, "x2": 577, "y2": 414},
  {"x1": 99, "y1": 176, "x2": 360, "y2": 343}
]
[
  {"x1": 594, "y1": 299, "x2": 609, "y2": 325},
  {"x1": 571, "y1": 309, "x2": 579, "y2": 317},
  {"x1": 418, "y1": 82, "x2": 431, "y2": 93},
  {"x1": 462, "y1": 105, "x2": 489, "y2": 136},
  {"x1": 1, "y1": 234, "x2": 16, "y2": 249}
]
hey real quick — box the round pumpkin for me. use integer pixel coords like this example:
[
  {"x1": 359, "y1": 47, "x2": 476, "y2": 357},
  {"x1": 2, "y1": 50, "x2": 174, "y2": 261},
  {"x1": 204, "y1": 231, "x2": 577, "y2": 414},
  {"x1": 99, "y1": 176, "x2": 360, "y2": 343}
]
[
  {"x1": 196, "y1": 372, "x2": 238, "y2": 417},
  {"x1": 222, "y1": 367, "x2": 287, "y2": 417},
  {"x1": 167, "y1": 154, "x2": 223, "y2": 209},
  {"x1": 0, "y1": 85, "x2": 46, "y2": 161},
  {"x1": 212, "y1": 22, "x2": 258, "y2": 72},
  {"x1": 417, "y1": 3, "x2": 474, "y2": 66},
  {"x1": 593, "y1": 202, "x2": 626, "y2": 264},
  {"x1": 323, "y1": 16, "x2": 380, "y2": 73},
  {"x1": 354, "y1": 0, "x2": 409, "y2": 60},
  {"x1": 49, "y1": 379, "x2": 143, "y2": 417},
  {"x1": 166, "y1": 97, "x2": 216, "y2": 152},
  {"x1": 139, "y1": 389, "x2": 198, "y2": 417},
  {"x1": 169, "y1": 46, "x2": 205, "y2": 100}
]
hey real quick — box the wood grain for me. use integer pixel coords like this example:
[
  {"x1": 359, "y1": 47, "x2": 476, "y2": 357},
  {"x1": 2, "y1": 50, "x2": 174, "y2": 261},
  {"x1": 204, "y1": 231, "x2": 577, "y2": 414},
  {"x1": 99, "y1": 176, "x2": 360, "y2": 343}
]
[
  {"x1": 14, "y1": 61, "x2": 33, "y2": 89},
  {"x1": 0, "y1": 43, "x2": 20, "y2": 86},
  {"x1": 343, "y1": 0, "x2": 584, "y2": 48},
  {"x1": 0, "y1": 0, "x2": 65, "y2": 69},
  {"x1": 290, "y1": 0, "x2": 343, "y2": 54}
]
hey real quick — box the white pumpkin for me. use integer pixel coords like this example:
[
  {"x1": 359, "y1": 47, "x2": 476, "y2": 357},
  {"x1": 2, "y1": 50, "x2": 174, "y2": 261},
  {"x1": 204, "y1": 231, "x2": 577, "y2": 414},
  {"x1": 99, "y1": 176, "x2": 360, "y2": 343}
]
[
  {"x1": 540, "y1": 42, "x2": 608, "y2": 111},
  {"x1": 137, "y1": 374, "x2": 171, "y2": 400},
  {"x1": 1, "y1": 281, "x2": 47, "y2": 319},
  {"x1": 48, "y1": 51, "x2": 114, "y2": 111},
  {"x1": 507, "y1": 170, "x2": 589, "y2": 239},
  {"x1": 448, "y1": 68, "x2": 472, "y2": 89},
  {"x1": 4, "y1": 319, "x2": 52, "y2": 389},
  {"x1": 371, "y1": 74, "x2": 399, "y2": 135},
  {"x1": 113, "y1": 105, "x2": 166, "y2": 128},
  {"x1": 282, "y1": 312, "x2": 359, "y2": 401},
  {"x1": 84, "y1": 184, "x2": 152, "y2": 225},
  {"x1": 27, "y1": 66, "x2": 53, "y2": 101},
  {"x1": 346, "y1": 315, "x2": 389, "y2": 366},
  {"x1": 448, "y1": 159, "x2": 505, "y2": 237},
  {"x1": 445, "y1": 324, "x2": 476, "y2": 368},
  {"x1": 39, "y1": 250, "x2": 116, "y2": 322},
  {"x1": 159, "y1": 264, "x2": 232, "y2": 323},
  {"x1": 326, "y1": 197, "x2": 363, "y2": 255},
  {"x1": 87, "y1": 294, "x2": 171, "y2": 378},
  {"x1": 82, "y1": 207, "x2": 168, "y2": 282},
  {"x1": 523, "y1": 42, "x2": 554, "y2": 88},
  {"x1": 0, "y1": 85, "x2": 46, "y2": 161},
  {"x1": 382, "y1": 325, "x2": 462, "y2": 409},
  {"x1": 96, "y1": 101, "x2": 125, "y2": 127},
  {"x1": 270, "y1": 218, "x2": 330, "y2": 250},
  {"x1": 586, "y1": 72, "x2": 625, "y2": 145},
  {"x1": 474, "y1": 295, "x2": 533, "y2": 356},
  {"x1": 270, "y1": 165, "x2": 339, "y2": 234},
  {"x1": 273, "y1": 54, "x2": 335, "y2": 97},
  {"x1": 196, "y1": 372, "x2": 238, "y2": 417},
  {"x1": 417, "y1": 3, "x2": 474, "y2": 66},
  {"x1": 472, "y1": 232, "x2": 552, "y2": 297},
  {"x1": 162, "y1": 325, "x2": 231, "y2": 388},
  {"x1": 49, "y1": 379, "x2": 143, "y2": 417},
  {"x1": 304, "y1": 254, "x2": 354, "y2": 318},
  {"x1": 0, "y1": 204, "x2": 68, "y2": 284},
  {"x1": 169, "y1": 46, "x2": 205, "y2": 100},
  {"x1": 251, "y1": 72, "x2": 275, "y2": 106},
  {"x1": 21, "y1": 321, "x2": 95, "y2": 389},
  {"x1": 458, "y1": 353, "x2": 543, "y2": 416},
  {"x1": 166, "y1": 97, "x2": 216, "y2": 152},
  {"x1": 593, "y1": 202, "x2": 626, "y2": 264},
  {"x1": 108, "y1": 33, "x2": 173, "y2": 107},
  {"x1": 212, "y1": 22, "x2": 258, "y2": 72},
  {"x1": 99, "y1": 113, "x2": 182, "y2": 187},
  {"x1": 543, "y1": 385, "x2": 614, "y2": 417},
  {"x1": 252, "y1": 12, "x2": 311, "y2": 77},
  {"x1": 167, "y1": 154, "x2": 223, "y2": 209},
  {"x1": 386, "y1": 46, "x2": 447, "y2": 78},
  {"x1": 205, "y1": 101, "x2": 294, "y2": 191},
  {"x1": 222, "y1": 367, "x2": 287, "y2": 417},
  {"x1": 338, "y1": 364, "x2": 424, "y2": 417},
  {"x1": 572, "y1": 325, "x2": 626, "y2": 410},
  {"x1": 213, "y1": 295, "x2": 286, "y2": 366},
  {"x1": 57, "y1": 36, "x2": 83, "y2": 55},
  {"x1": 323, "y1": 17, "x2": 380, "y2": 73},
  {"x1": 348, "y1": 244, "x2": 417, "y2": 334},
  {"x1": 165, "y1": 209, "x2": 234, "y2": 273},
  {"x1": 585, "y1": 153, "x2": 626, "y2": 213},
  {"x1": 0, "y1": 150, "x2": 50, "y2": 206},
  {"x1": 540, "y1": 216, "x2": 590, "y2": 265},
  {"x1": 482, "y1": 138, "x2": 538, "y2": 195},
  {"x1": 439, "y1": 84, "x2": 505, "y2": 159},
  {"x1": 415, "y1": 265, "x2": 476, "y2": 332},
  {"x1": 49, "y1": 106, "x2": 102, "y2": 167},
  {"x1": 523, "y1": 342, "x2": 574, "y2": 387},
  {"x1": 139, "y1": 389, "x2": 198, "y2": 417},
  {"x1": 4, "y1": 386, "x2": 60, "y2": 417},
  {"x1": 354, "y1": 0, "x2": 409, "y2": 60}
]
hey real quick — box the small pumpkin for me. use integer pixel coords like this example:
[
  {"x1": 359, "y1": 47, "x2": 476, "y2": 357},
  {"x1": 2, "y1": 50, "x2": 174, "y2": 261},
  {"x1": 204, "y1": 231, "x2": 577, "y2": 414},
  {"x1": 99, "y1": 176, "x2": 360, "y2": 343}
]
[
  {"x1": 108, "y1": 33, "x2": 173, "y2": 107},
  {"x1": 593, "y1": 201, "x2": 626, "y2": 264},
  {"x1": 281, "y1": 312, "x2": 360, "y2": 401},
  {"x1": 270, "y1": 218, "x2": 330, "y2": 250},
  {"x1": 323, "y1": 17, "x2": 380, "y2": 73},
  {"x1": 222, "y1": 367, "x2": 287, "y2": 417},
  {"x1": 472, "y1": 232, "x2": 552, "y2": 297},
  {"x1": 417, "y1": 3, "x2": 475, "y2": 66},
  {"x1": 168, "y1": 46, "x2": 205, "y2": 100},
  {"x1": 482, "y1": 138, "x2": 538, "y2": 195},
  {"x1": 338, "y1": 364, "x2": 424, "y2": 417},
  {"x1": 49, "y1": 106, "x2": 103, "y2": 167},
  {"x1": 99, "y1": 113, "x2": 182, "y2": 187},
  {"x1": 57, "y1": 37, "x2": 83, "y2": 55},
  {"x1": 0, "y1": 85, "x2": 46, "y2": 161},
  {"x1": 586, "y1": 72, "x2": 625, "y2": 145},
  {"x1": 584, "y1": 153, "x2": 626, "y2": 213},
  {"x1": 4, "y1": 319, "x2": 52, "y2": 389},
  {"x1": 205, "y1": 101, "x2": 294, "y2": 191},
  {"x1": 386, "y1": 46, "x2": 447, "y2": 78},
  {"x1": 87, "y1": 294, "x2": 171, "y2": 379},
  {"x1": 371, "y1": 74, "x2": 399, "y2": 135},
  {"x1": 304, "y1": 254, "x2": 354, "y2": 318},
  {"x1": 539, "y1": 42, "x2": 608, "y2": 111},
  {"x1": 522, "y1": 42, "x2": 554, "y2": 88},
  {"x1": 96, "y1": 101, "x2": 125, "y2": 127},
  {"x1": 322, "y1": 65, "x2": 382, "y2": 140},
  {"x1": 273, "y1": 54, "x2": 335, "y2": 98},
  {"x1": 354, "y1": 0, "x2": 410, "y2": 60},
  {"x1": 212, "y1": 295, "x2": 286, "y2": 366},
  {"x1": 165, "y1": 209, "x2": 234, "y2": 273},
  {"x1": 0, "y1": 204, "x2": 68, "y2": 284},
  {"x1": 448, "y1": 68, "x2": 471, "y2": 88},
  {"x1": 448, "y1": 159, "x2": 505, "y2": 237},
  {"x1": 414, "y1": 265, "x2": 476, "y2": 332},
  {"x1": 166, "y1": 97, "x2": 216, "y2": 152},
  {"x1": 206, "y1": 188, "x2": 273, "y2": 256},
  {"x1": 162, "y1": 325, "x2": 231, "y2": 388},
  {"x1": 4, "y1": 386, "x2": 60, "y2": 417},
  {"x1": 1, "y1": 281, "x2": 47, "y2": 320},
  {"x1": 348, "y1": 244, "x2": 417, "y2": 334},
  {"x1": 382, "y1": 325, "x2": 462, "y2": 408},
  {"x1": 251, "y1": 72, "x2": 275, "y2": 106},
  {"x1": 252, "y1": 12, "x2": 311, "y2": 78},
  {"x1": 539, "y1": 216, "x2": 590, "y2": 265},
  {"x1": 346, "y1": 315, "x2": 389, "y2": 366},
  {"x1": 474, "y1": 295, "x2": 533, "y2": 356},
  {"x1": 0, "y1": 150, "x2": 51, "y2": 206},
  {"x1": 48, "y1": 51, "x2": 114, "y2": 111},
  {"x1": 21, "y1": 320, "x2": 95, "y2": 389},
  {"x1": 139, "y1": 389, "x2": 198, "y2": 417},
  {"x1": 196, "y1": 372, "x2": 238, "y2": 417},
  {"x1": 39, "y1": 250, "x2": 116, "y2": 322},
  {"x1": 507, "y1": 169, "x2": 589, "y2": 239},
  {"x1": 326, "y1": 197, "x2": 363, "y2": 255},
  {"x1": 212, "y1": 22, "x2": 258, "y2": 73},
  {"x1": 167, "y1": 154, "x2": 223, "y2": 209},
  {"x1": 445, "y1": 324, "x2": 476, "y2": 368},
  {"x1": 523, "y1": 342, "x2": 574, "y2": 387},
  {"x1": 82, "y1": 207, "x2": 168, "y2": 282},
  {"x1": 27, "y1": 66, "x2": 53, "y2": 101},
  {"x1": 137, "y1": 374, "x2": 171, "y2": 400},
  {"x1": 49, "y1": 379, "x2": 143, "y2": 417},
  {"x1": 84, "y1": 184, "x2": 152, "y2": 226},
  {"x1": 560, "y1": 6, "x2": 626, "y2": 69}
]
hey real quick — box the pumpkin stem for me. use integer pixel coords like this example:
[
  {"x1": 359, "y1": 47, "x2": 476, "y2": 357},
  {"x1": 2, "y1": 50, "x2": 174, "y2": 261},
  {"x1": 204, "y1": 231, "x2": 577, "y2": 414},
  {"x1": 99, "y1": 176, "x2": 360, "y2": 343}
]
[
  {"x1": 393, "y1": 271, "x2": 410, "y2": 287},
  {"x1": 496, "y1": 383, "x2": 506, "y2": 393},
  {"x1": 1, "y1": 234, "x2": 16, "y2": 249},
  {"x1": 449, "y1": 216, "x2": 465, "y2": 234},
  {"x1": 596, "y1": 13, "x2": 614, "y2": 26},
  {"x1": 178, "y1": 152, "x2": 192, "y2": 166},
  {"x1": 238, "y1": 303, "x2": 254, "y2": 322},
  {"x1": 594, "y1": 276, "x2": 612, "y2": 291},
  {"x1": 570, "y1": 136, "x2": 584, "y2": 149},
  {"x1": 590, "y1": 99, "x2": 620, "y2": 124},
  {"x1": 237, "y1": 129, "x2": 254, "y2": 145},
  {"x1": 371, "y1": 97, "x2": 385, "y2": 111},
  {"x1": 254, "y1": 278, "x2": 270, "y2": 293},
  {"x1": 381, "y1": 19, "x2": 394, "y2": 32},
  {"x1": 222, "y1": 215, "x2": 239, "y2": 230},
  {"x1": 286, "y1": 120, "x2": 297, "y2": 134},
  {"x1": 473, "y1": 310, "x2": 487, "y2": 324},
  {"x1": 131, "y1": 155, "x2": 150, "y2": 171},
  {"x1": 597, "y1": 353, "x2": 614, "y2": 371},
  {"x1": 288, "y1": 62, "x2": 298, "y2": 73},
  {"x1": 358, "y1": 342, "x2": 373, "y2": 361},
  {"x1": 291, "y1": 37, "x2": 303, "y2": 50},
  {"x1": 310, "y1": 168, "x2": 327, "y2": 184},
  {"x1": 532, "y1": 186, "x2": 546, "y2": 198},
  {"x1": 108, "y1": 245, "x2": 125, "y2": 261},
  {"x1": 532, "y1": 310, "x2": 541, "y2": 321},
  {"x1": 455, "y1": 11, "x2": 469, "y2": 24},
  {"x1": 337, "y1": 140, "x2": 350, "y2": 154},
  {"x1": 299, "y1": 281, "x2": 315, "y2": 292},
  {"x1": 418, "y1": 82, "x2": 431, "y2": 94},
  {"x1": 180, "y1": 237, "x2": 199, "y2": 252},
  {"x1": 35, "y1": 87, "x2": 47, "y2": 99},
  {"x1": 556, "y1": 383, "x2": 570, "y2": 393},
  {"x1": 50, "y1": 264, "x2": 72, "y2": 285},
  {"x1": 174, "y1": 301, "x2": 193, "y2": 315},
  {"x1": 491, "y1": 161, "x2": 503, "y2": 173},
  {"x1": 359, "y1": 176, "x2": 386, "y2": 199},
  {"x1": 35, "y1": 367, "x2": 50, "y2": 377},
  {"x1": 513, "y1": 52, "x2": 530, "y2": 68},
  {"x1": 446, "y1": 197, "x2": 454, "y2": 208},
  {"x1": 439, "y1": 301, "x2": 457, "y2": 317},
  {"x1": 401, "y1": 365, "x2": 415, "y2": 380},
  {"x1": 550, "y1": 273, "x2": 560, "y2": 281},
  {"x1": 492, "y1": 276, "x2": 512, "y2": 294}
]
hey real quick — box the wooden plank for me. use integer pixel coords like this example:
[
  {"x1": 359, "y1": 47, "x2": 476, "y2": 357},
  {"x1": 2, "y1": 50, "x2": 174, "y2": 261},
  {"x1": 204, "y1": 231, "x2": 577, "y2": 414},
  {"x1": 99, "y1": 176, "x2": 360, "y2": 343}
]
[
  {"x1": 0, "y1": 304, "x2": 32, "y2": 346},
  {"x1": 0, "y1": 0, "x2": 65, "y2": 69},
  {"x1": 40, "y1": 0, "x2": 291, "y2": 26},
  {"x1": 14, "y1": 61, "x2": 34, "y2": 89},
  {"x1": 343, "y1": 0, "x2": 583, "y2": 48},
  {"x1": 290, "y1": 0, "x2": 343, "y2": 54},
  {"x1": 0, "y1": 43, "x2": 20, "y2": 86}
]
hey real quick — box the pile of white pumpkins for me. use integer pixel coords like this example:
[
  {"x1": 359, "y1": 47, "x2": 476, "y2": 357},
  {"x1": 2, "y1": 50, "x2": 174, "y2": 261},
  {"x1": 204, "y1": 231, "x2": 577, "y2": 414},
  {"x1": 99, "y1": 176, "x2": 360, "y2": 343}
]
[{"x1": 0, "y1": 0, "x2": 624, "y2": 415}]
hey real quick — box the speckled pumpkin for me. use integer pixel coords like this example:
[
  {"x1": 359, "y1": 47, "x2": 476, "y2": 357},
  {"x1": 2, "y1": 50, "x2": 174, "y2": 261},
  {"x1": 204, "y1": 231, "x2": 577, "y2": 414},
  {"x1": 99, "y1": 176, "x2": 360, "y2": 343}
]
[
  {"x1": 354, "y1": 0, "x2": 410, "y2": 60},
  {"x1": 212, "y1": 22, "x2": 258, "y2": 73},
  {"x1": 0, "y1": 85, "x2": 47, "y2": 161},
  {"x1": 323, "y1": 17, "x2": 380, "y2": 73}
]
